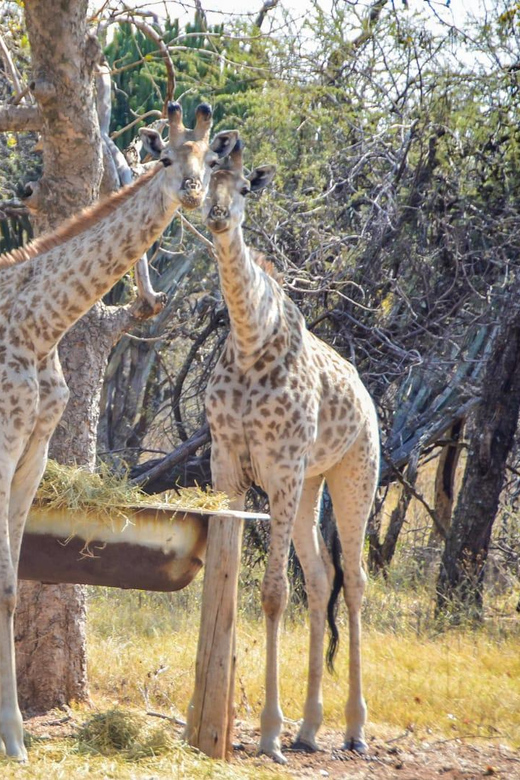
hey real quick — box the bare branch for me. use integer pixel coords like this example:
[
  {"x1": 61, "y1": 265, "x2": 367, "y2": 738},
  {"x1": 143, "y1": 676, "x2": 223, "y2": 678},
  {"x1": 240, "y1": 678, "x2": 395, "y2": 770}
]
[
  {"x1": 384, "y1": 453, "x2": 447, "y2": 540},
  {"x1": 131, "y1": 424, "x2": 211, "y2": 488},
  {"x1": 109, "y1": 109, "x2": 163, "y2": 141},
  {"x1": 255, "y1": 0, "x2": 280, "y2": 30},
  {"x1": 101, "y1": 14, "x2": 176, "y2": 113},
  {"x1": 0, "y1": 32, "x2": 27, "y2": 102},
  {"x1": 326, "y1": 0, "x2": 389, "y2": 84},
  {"x1": 0, "y1": 104, "x2": 40, "y2": 132},
  {"x1": 178, "y1": 213, "x2": 216, "y2": 257},
  {"x1": 170, "y1": 309, "x2": 225, "y2": 442},
  {"x1": 0, "y1": 198, "x2": 29, "y2": 220},
  {"x1": 146, "y1": 710, "x2": 186, "y2": 727}
]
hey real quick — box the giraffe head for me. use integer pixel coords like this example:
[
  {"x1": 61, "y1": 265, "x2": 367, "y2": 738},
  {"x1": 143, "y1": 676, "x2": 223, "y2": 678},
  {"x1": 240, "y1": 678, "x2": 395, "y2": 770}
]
[
  {"x1": 203, "y1": 140, "x2": 276, "y2": 233},
  {"x1": 139, "y1": 102, "x2": 238, "y2": 210}
]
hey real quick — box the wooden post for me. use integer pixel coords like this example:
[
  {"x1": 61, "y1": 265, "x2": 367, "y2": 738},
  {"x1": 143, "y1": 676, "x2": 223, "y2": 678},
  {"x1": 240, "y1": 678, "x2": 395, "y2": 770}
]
[{"x1": 185, "y1": 514, "x2": 244, "y2": 759}]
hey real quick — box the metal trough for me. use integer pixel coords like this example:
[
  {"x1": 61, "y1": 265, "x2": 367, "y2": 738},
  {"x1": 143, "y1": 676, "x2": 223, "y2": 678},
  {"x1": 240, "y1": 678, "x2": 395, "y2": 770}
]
[{"x1": 19, "y1": 505, "x2": 269, "y2": 592}]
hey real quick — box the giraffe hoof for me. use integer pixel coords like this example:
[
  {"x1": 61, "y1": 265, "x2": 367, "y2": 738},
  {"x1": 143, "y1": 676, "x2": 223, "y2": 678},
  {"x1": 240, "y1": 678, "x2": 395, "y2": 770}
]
[
  {"x1": 4, "y1": 745, "x2": 28, "y2": 763},
  {"x1": 257, "y1": 746, "x2": 288, "y2": 764},
  {"x1": 290, "y1": 737, "x2": 320, "y2": 753},
  {"x1": 343, "y1": 737, "x2": 368, "y2": 755}
]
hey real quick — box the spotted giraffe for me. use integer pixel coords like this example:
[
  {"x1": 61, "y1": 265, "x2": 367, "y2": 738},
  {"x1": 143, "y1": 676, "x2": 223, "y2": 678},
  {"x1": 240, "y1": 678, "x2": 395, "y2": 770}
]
[
  {"x1": 0, "y1": 102, "x2": 237, "y2": 761},
  {"x1": 202, "y1": 141, "x2": 380, "y2": 764}
]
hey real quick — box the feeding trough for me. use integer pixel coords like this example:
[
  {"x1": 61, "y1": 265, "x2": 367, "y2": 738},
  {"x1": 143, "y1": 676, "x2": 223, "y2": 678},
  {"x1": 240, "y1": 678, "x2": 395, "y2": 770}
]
[
  {"x1": 20, "y1": 504, "x2": 269, "y2": 591},
  {"x1": 18, "y1": 461, "x2": 269, "y2": 592}
]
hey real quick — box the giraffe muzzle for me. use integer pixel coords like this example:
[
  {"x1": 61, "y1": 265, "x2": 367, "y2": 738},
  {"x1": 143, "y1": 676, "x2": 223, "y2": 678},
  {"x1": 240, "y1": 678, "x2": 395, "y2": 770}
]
[
  {"x1": 180, "y1": 178, "x2": 204, "y2": 210},
  {"x1": 207, "y1": 205, "x2": 230, "y2": 232}
]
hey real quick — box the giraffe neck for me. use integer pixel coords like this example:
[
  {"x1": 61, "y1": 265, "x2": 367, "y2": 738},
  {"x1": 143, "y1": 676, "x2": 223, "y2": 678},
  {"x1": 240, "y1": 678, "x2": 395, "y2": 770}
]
[
  {"x1": 213, "y1": 225, "x2": 284, "y2": 370},
  {"x1": 13, "y1": 167, "x2": 179, "y2": 357}
]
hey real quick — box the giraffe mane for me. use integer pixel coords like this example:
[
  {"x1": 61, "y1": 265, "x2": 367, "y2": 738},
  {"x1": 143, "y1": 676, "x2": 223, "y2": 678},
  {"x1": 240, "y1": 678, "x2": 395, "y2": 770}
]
[
  {"x1": 0, "y1": 164, "x2": 161, "y2": 270},
  {"x1": 250, "y1": 249, "x2": 284, "y2": 285}
]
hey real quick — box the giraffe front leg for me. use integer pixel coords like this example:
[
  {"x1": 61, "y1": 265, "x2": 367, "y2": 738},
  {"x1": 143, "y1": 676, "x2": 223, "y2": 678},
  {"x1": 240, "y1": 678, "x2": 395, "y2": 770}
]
[
  {"x1": 0, "y1": 583, "x2": 25, "y2": 762},
  {"x1": 258, "y1": 471, "x2": 304, "y2": 764},
  {"x1": 0, "y1": 365, "x2": 45, "y2": 761},
  {"x1": 290, "y1": 476, "x2": 329, "y2": 753},
  {"x1": 8, "y1": 352, "x2": 68, "y2": 575},
  {"x1": 1, "y1": 351, "x2": 68, "y2": 761},
  {"x1": 0, "y1": 456, "x2": 25, "y2": 762},
  {"x1": 259, "y1": 563, "x2": 287, "y2": 764},
  {"x1": 1, "y1": 437, "x2": 60, "y2": 763}
]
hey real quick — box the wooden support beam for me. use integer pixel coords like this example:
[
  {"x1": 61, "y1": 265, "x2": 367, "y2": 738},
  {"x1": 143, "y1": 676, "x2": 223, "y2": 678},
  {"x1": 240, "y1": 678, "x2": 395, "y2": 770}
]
[{"x1": 185, "y1": 514, "x2": 244, "y2": 759}]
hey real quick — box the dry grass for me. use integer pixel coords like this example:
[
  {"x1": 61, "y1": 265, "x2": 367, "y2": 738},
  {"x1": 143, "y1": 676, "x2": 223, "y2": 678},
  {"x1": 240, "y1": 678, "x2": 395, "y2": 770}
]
[
  {"x1": 2, "y1": 568, "x2": 519, "y2": 778},
  {"x1": 85, "y1": 580, "x2": 520, "y2": 746},
  {"x1": 35, "y1": 459, "x2": 230, "y2": 521},
  {"x1": 1, "y1": 733, "x2": 286, "y2": 779}
]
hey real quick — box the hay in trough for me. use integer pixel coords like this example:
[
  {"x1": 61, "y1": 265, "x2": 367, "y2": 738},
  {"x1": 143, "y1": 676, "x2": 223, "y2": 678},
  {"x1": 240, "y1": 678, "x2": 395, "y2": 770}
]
[{"x1": 35, "y1": 459, "x2": 229, "y2": 522}]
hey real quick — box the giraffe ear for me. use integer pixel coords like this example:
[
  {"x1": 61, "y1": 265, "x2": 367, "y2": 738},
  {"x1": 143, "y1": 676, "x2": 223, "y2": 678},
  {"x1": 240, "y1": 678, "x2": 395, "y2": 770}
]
[
  {"x1": 139, "y1": 128, "x2": 166, "y2": 159},
  {"x1": 247, "y1": 165, "x2": 276, "y2": 193},
  {"x1": 210, "y1": 130, "x2": 239, "y2": 159}
]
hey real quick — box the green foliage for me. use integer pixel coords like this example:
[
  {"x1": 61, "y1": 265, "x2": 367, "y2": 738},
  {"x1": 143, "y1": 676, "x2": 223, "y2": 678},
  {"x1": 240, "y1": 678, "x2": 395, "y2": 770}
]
[
  {"x1": 0, "y1": 3, "x2": 39, "y2": 253},
  {"x1": 104, "y1": 14, "x2": 272, "y2": 147}
]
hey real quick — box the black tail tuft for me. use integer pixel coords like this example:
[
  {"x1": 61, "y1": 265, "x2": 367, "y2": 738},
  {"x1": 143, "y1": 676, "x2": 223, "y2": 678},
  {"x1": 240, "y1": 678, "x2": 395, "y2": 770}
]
[{"x1": 326, "y1": 527, "x2": 344, "y2": 674}]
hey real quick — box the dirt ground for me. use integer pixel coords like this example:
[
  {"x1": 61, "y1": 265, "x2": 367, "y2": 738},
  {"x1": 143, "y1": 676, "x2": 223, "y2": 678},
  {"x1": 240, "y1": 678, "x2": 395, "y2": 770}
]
[
  {"x1": 233, "y1": 723, "x2": 520, "y2": 780},
  {"x1": 25, "y1": 713, "x2": 520, "y2": 779}
]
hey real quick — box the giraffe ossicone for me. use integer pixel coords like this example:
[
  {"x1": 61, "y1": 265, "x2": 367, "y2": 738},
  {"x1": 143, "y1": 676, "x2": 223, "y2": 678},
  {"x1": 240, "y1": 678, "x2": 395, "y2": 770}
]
[
  {"x1": 0, "y1": 101, "x2": 238, "y2": 762},
  {"x1": 203, "y1": 140, "x2": 380, "y2": 764}
]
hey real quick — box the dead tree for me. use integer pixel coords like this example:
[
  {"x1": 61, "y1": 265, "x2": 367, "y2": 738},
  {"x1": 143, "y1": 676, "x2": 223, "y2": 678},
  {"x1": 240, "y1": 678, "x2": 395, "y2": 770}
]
[{"x1": 437, "y1": 279, "x2": 520, "y2": 620}]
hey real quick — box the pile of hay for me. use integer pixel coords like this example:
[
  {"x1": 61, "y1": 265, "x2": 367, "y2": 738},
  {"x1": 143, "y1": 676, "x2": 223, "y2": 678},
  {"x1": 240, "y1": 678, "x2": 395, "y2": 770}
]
[
  {"x1": 76, "y1": 708, "x2": 175, "y2": 759},
  {"x1": 35, "y1": 459, "x2": 229, "y2": 521}
]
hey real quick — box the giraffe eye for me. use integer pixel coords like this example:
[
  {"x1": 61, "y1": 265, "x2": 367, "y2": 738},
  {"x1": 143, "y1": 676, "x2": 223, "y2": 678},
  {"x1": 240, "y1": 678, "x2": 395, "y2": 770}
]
[
  {"x1": 209, "y1": 159, "x2": 218, "y2": 168},
  {"x1": 240, "y1": 186, "x2": 250, "y2": 196}
]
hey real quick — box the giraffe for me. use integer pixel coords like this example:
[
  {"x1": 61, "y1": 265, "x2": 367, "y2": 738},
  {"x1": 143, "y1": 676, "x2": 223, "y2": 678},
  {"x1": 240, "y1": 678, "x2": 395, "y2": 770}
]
[
  {"x1": 202, "y1": 142, "x2": 380, "y2": 764},
  {"x1": 0, "y1": 101, "x2": 238, "y2": 761}
]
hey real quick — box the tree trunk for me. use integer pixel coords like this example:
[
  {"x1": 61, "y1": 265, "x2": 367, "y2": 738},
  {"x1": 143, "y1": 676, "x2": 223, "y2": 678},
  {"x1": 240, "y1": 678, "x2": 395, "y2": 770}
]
[
  {"x1": 437, "y1": 285, "x2": 520, "y2": 620},
  {"x1": 15, "y1": 0, "x2": 103, "y2": 711},
  {"x1": 367, "y1": 488, "x2": 387, "y2": 573},
  {"x1": 370, "y1": 456, "x2": 418, "y2": 576},
  {"x1": 428, "y1": 420, "x2": 463, "y2": 546}
]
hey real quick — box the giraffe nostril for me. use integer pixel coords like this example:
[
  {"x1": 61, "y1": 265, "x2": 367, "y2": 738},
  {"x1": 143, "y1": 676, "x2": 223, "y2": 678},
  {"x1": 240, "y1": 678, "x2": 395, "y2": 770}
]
[
  {"x1": 209, "y1": 206, "x2": 229, "y2": 221},
  {"x1": 183, "y1": 178, "x2": 202, "y2": 193}
]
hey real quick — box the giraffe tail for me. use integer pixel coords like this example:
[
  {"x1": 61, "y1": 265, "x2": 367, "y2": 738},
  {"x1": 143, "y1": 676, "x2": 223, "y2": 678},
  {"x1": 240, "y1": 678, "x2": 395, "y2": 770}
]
[{"x1": 326, "y1": 526, "x2": 343, "y2": 674}]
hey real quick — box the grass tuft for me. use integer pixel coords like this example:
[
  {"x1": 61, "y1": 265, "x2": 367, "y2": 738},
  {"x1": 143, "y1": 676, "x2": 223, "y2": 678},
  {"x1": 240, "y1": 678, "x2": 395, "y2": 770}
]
[
  {"x1": 76, "y1": 709, "x2": 145, "y2": 754},
  {"x1": 75, "y1": 708, "x2": 178, "y2": 759}
]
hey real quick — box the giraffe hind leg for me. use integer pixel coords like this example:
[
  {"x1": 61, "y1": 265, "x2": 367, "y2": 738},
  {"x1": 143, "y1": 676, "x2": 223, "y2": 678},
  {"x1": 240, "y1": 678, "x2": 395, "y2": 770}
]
[{"x1": 325, "y1": 428, "x2": 379, "y2": 754}]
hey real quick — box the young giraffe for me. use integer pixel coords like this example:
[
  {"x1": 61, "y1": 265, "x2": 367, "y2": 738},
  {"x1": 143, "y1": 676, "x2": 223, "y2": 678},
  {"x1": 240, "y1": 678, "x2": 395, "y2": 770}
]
[
  {"x1": 203, "y1": 142, "x2": 380, "y2": 763},
  {"x1": 0, "y1": 102, "x2": 237, "y2": 762}
]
